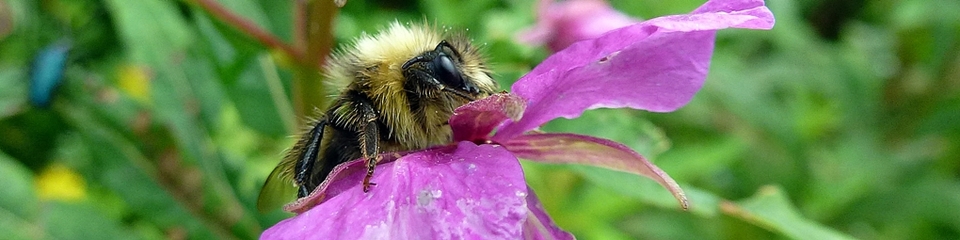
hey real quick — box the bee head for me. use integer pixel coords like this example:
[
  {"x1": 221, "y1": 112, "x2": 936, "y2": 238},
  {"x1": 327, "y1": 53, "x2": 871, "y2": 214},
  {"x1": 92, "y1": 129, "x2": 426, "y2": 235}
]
[{"x1": 401, "y1": 40, "x2": 485, "y2": 101}]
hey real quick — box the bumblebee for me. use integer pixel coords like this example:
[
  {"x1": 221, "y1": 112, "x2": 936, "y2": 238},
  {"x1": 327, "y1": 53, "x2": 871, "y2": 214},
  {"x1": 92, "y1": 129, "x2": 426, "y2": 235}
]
[{"x1": 257, "y1": 23, "x2": 499, "y2": 211}]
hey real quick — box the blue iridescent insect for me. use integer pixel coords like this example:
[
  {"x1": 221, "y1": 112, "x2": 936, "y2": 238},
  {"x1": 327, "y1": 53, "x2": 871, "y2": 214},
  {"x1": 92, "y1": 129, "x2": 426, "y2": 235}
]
[{"x1": 28, "y1": 41, "x2": 71, "y2": 108}]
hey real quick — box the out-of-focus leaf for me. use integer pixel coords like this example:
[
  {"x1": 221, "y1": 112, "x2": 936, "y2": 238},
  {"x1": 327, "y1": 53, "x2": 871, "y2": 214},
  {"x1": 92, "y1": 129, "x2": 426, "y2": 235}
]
[
  {"x1": 215, "y1": 0, "x2": 273, "y2": 30},
  {"x1": 422, "y1": 0, "x2": 498, "y2": 29},
  {"x1": 255, "y1": 0, "x2": 293, "y2": 41},
  {"x1": 219, "y1": 56, "x2": 288, "y2": 137},
  {"x1": 0, "y1": 151, "x2": 39, "y2": 220},
  {"x1": 907, "y1": 176, "x2": 960, "y2": 234},
  {"x1": 571, "y1": 164, "x2": 720, "y2": 217},
  {"x1": 0, "y1": 210, "x2": 45, "y2": 240},
  {"x1": 610, "y1": 0, "x2": 702, "y2": 18},
  {"x1": 42, "y1": 202, "x2": 133, "y2": 240},
  {"x1": 55, "y1": 73, "x2": 227, "y2": 239},
  {"x1": 0, "y1": 152, "x2": 46, "y2": 240},
  {"x1": 146, "y1": 55, "x2": 263, "y2": 238},
  {"x1": 104, "y1": 0, "x2": 191, "y2": 66},
  {"x1": 721, "y1": 186, "x2": 856, "y2": 240},
  {"x1": 60, "y1": 103, "x2": 222, "y2": 240},
  {"x1": 0, "y1": 67, "x2": 26, "y2": 119},
  {"x1": 107, "y1": 1, "x2": 261, "y2": 238},
  {"x1": 804, "y1": 135, "x2": 889, "y2": 221},
  {"x1": 654, "y1": 136, "x2": 747, "y2": 182},
  {"x1": 0, "y1": 110, "x2": 66, "y2": 171},
  {"x1": 0, "y1": 0, "x2": 11, "y2": 40},
  {"x1": 107, "y1": 0, "x2": 224, "y2": 137},
  {"x1": 194, "y1": 13, "x2": 288, "y2": 137}
]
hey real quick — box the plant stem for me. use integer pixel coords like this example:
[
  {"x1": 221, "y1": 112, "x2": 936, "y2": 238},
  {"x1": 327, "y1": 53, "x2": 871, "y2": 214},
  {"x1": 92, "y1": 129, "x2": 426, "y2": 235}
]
[{"x1": 291, "y1": 0, "x2": 338, "y2": 125}]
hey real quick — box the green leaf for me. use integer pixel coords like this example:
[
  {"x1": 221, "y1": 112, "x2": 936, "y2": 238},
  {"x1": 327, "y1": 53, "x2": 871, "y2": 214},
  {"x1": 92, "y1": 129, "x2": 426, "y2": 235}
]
[
  {"x1": 654, "y1": 136, "x2": 748, "y2": 183},
  {"x1": 0, "y1": 211, "x2": 45, "y2": 240},
  {"x1": 722, "y1": 186, "x2": 857, "y2": 240},
  {"x1": 572, "y1": 165, "x2": 721, "y2": 217},
  {"x1": 106, "y1": 2, "x2": 262, "y2": 237},
  {"x1": 0, "y1": 152, "x2": 48, "y2": 240},
  {"x1": 104, "y1": 0, "x2": 191, "y2": 66},
  {"x1": 255, "y1": 0, "x2": 293, "y2": 41},
  {"x1": 194, "y1": 13, "x2": 289, "y2": 137},
  {"x1": 219, "y1": 56, "x2": 289, "y2": 137},
  {"x1": 0, "y1": 67, "x2": 26, "y2": 119},
  {"x1": 42, "y1": 202, "x2": 134, "y2": 240},
  {"x1": 0, "y1": 151, "x2": 39, "y2": 221},
  {"x1": 62, "y1": 111, "x2": 220, "y2": 239},
  {"x1": 214, "y1": 0, "x2": 273, "y2": 30},
  {"x1": 421, "y1": 0, "x2": 498, "y2": 29}
]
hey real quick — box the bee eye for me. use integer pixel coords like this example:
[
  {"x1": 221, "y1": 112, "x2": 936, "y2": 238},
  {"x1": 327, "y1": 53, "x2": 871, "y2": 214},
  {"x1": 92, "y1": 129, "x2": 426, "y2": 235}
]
[{"x1": 431, "y1": 54, "x2": 464, "y2": 88}]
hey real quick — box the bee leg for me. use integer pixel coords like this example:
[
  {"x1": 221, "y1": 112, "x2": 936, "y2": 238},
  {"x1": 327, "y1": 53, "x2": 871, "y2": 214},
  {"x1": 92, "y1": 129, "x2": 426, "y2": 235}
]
[
  {"x1": 295, "y1": 117, "x2": 326, "y2": 198},
  {"x1": 356, "y1": 102, "x2": 381, "y2": 192}
]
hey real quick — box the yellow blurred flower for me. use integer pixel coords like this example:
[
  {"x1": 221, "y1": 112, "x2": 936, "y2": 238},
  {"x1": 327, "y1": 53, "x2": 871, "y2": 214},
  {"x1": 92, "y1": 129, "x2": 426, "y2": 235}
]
[
  {"x1": 35, "y1": 164, "x2": 87, "y2": 202},
  {"x1": 116, "y1": 64, "x2": 152, "y2": 104}
]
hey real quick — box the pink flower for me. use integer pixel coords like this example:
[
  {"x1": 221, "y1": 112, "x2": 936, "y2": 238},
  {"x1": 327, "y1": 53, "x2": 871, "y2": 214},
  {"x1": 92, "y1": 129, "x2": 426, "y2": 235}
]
[
  {"x1": 262, "y1": 0, "x2": 774, "y2": 239},
  {"x1": 518, "y1": 0, "x2": 640, "y2": 52}
]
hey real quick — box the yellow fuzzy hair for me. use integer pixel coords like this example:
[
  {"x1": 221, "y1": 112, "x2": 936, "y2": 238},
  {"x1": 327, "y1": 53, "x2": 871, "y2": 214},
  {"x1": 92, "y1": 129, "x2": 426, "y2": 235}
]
[{"x1": 322, "y1": 22, "x2": 498, "y2": 148}]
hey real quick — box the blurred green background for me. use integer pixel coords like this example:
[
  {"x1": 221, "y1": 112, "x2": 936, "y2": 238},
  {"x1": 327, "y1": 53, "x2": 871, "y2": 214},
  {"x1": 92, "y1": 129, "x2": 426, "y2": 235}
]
[{"x1": 1, "y1": 0, "x2": 959, "y2": 239}]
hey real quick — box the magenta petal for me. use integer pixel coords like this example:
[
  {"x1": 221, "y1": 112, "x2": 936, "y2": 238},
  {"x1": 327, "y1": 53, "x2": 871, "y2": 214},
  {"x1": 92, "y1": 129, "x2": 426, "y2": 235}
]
[
  {"x1": 262, "y1": 142, "x2": 530, "y2": 240},
  {"x1": 522, "y1": 186, "x2": 575, "y2": 240},
  {"x1": 517, "y1": 0, "x2": 640, "y2": 52},
  {"x1": 283, "y1": 158, "x2": 364, "y2": 213},
  {"x1": 495, "y1": 0, "x2": 774, "y2": 139},
  {"x1": 693, "y1": 0, "x2": 776, "y2": 28},
  {"x1": 450, "y1": 93, "x2": 526, "y2": 142},
  {"x1": 503, "y1": 133, "x2": 688, "y2": 209},
  {"x1": 283, "y1": 152, "x2": 408, "y2": 213}
]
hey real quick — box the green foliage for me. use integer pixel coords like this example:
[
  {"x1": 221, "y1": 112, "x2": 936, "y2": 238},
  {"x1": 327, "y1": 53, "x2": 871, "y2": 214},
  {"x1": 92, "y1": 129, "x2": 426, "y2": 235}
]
[{"x1": 1, "y1": 0, "x2": 958, "y2": 239}]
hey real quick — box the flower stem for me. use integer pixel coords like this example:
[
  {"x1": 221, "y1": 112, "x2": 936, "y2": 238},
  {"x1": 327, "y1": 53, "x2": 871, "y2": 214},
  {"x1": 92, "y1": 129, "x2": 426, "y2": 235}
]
[{"x1": 291, "y1": 0, "x2": 338, "y2": 125}]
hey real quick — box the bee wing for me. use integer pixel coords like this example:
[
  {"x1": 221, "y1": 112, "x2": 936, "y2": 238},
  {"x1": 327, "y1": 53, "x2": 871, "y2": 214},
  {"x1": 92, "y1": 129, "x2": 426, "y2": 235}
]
[
  {"x1": 256, "y1": 162, "x2": 298, "y2": 212},
  {"x1": 257, "y1": 117, "x2": 327, "y2": 212}
]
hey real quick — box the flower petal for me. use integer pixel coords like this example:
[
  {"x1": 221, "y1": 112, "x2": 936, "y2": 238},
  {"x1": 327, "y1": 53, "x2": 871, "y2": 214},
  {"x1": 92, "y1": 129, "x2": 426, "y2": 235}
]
[
  {"x1": 263, "y1": 142, "x2": 530, "y2": 240},
  {"x1": 283, "y1": 153, "x2": 402, "y2": 213},
  {"x1": 517, "y1": 0, "x2": 640, "y2": 52},
  {"x1": 693, "y1": 0, "x2": 776, "y2": 29},
  {"x1": 496, "y1": 0, "x2": 774, "y2": 139},
  {"x1": 503, "y1": 133, "x2": 688, "y2": 209},
  {"x1": 450, "y1": 93, "x2": 526, "y2": 143},
  {"x1": 522, "y1": 186, "x2": 575, "y2": 240}
]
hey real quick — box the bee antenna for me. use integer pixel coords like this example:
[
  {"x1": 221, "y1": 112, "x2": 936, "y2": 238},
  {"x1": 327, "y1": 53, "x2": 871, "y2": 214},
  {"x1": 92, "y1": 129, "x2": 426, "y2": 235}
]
[
  {"x1": 435, "y1": 40, "x2": 462, "y2": 60},
  {"x1": 402, "y1": 55, "x2": 429, "y2": 69}
]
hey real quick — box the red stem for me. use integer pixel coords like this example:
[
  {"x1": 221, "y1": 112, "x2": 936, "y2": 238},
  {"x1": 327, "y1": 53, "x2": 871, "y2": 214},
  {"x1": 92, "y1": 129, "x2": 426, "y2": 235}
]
[{"x1": 190, "y1": 0, "x2": 306, "y2": 63}]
